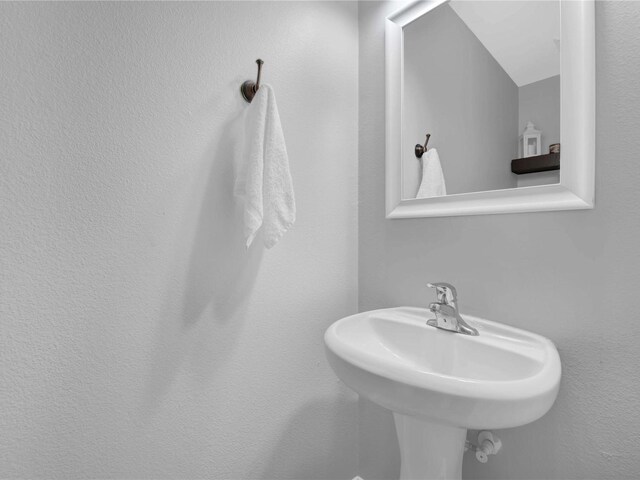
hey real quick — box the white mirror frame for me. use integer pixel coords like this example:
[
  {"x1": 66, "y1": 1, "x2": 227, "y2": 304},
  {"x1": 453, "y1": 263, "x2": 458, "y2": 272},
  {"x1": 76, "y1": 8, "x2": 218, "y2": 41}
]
[{"x1": 385, "y1": 0, "x2": 595, "y2": 218}]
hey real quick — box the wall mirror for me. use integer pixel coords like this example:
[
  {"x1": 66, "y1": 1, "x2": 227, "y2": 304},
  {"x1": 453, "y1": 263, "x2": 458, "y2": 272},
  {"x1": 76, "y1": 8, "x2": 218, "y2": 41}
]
[{"x1": 385, "y1": 0, "x2": 594, "y2": 218}]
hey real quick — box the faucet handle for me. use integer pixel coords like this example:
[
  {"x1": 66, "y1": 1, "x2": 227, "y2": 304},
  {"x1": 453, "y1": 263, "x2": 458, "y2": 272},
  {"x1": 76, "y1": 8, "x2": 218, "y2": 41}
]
[{"x1": 427, "y1": 282, "x2": 458, "y2": 304}]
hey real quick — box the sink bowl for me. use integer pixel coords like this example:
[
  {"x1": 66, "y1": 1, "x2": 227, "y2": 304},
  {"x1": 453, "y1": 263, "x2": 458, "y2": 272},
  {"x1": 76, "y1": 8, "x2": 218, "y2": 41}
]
[{"x1": 324, "y1": 307, "x2": 561, "y2": 479}]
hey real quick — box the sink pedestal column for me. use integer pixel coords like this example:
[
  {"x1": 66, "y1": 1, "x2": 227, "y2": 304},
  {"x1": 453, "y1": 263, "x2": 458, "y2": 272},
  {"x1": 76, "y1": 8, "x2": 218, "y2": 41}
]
[{"x1": 394, "y1": 413, "x2": 467, "y2": 480}]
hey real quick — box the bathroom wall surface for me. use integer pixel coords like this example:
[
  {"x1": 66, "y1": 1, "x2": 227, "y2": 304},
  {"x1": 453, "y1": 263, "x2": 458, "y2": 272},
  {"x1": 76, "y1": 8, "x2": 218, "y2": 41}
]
[
  {"x1": 518, "y1": 75, "x2": 561, "y2": 154},
  {"x1": 0, "y1": 2, "x2": 358, "y2": 478},
  {"x1": 359, "y1": 1, "x2": 640, "y2": 479},
  {"x1": 403, "y1": 3, "x2": 518, "y2": 197},
  {"x1": 516, "y1": 75, "x2": 561, "y2": 188}
]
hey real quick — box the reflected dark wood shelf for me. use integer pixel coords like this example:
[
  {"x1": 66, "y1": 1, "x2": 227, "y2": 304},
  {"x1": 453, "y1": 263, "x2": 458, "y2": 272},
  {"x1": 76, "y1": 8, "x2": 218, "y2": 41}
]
[{"x1": 511, "y1": 153, "x2": 560, "y2": 175}]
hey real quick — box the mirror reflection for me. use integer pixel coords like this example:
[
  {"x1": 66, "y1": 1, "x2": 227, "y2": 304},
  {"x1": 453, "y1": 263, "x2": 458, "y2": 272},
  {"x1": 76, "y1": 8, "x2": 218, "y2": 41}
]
[{"x1": 402, "y1": 0, "x2": 560, "y2": 200}]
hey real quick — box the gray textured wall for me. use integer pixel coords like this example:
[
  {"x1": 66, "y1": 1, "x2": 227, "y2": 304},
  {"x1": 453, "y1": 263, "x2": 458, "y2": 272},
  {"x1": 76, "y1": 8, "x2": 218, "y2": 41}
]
[
  {"x1": 403, "y1": 4, "x2": 518, "y2": 197},
  {"x1": 359, "y1": 1, "x2": 640, "y2": 479},
  {"x1": 0, "y1": 2, "x2": 359, "y2": 478}
]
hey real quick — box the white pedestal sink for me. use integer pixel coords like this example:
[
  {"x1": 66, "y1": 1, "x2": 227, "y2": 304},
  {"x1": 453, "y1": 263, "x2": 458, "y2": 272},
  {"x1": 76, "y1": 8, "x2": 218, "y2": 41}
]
[{"x1": 324, "y1": 307, "x2": 561, "y2": 480}]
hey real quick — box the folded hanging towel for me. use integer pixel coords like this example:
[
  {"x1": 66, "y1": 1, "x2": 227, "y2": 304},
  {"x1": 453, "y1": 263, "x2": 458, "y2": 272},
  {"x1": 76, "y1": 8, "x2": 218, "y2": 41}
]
[
  {"x1": 235, "y1": 84, "x2": 296, "y2": 249},
  {"x1": 416, "y1": 148, "x2": 447, "y2": 198}
]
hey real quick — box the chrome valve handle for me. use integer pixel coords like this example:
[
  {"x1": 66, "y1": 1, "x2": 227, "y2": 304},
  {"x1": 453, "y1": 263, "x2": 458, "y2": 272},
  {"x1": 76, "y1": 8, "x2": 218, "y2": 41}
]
[{"x1": 427, "y1": 282, "x2": 457, "y2": 305}]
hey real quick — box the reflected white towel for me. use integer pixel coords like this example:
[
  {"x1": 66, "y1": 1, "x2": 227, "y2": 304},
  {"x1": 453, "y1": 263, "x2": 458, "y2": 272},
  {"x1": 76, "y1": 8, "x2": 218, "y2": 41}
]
[
  {"x1": 235, "y1": 84, "x2": 296, "y2": 249},
  {"x1": 416, "y1": 148, "x2": 447, "y2": 198}
]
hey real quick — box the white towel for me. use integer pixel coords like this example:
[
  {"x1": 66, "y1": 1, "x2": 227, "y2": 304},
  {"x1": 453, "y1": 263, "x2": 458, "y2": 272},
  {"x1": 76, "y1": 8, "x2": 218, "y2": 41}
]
[
  {"x1": 416, "y1": 148, "x2": 447, "y2": 198},
  {"x1": 235, "y1": 84, "x2": 296, "y2": 249}
]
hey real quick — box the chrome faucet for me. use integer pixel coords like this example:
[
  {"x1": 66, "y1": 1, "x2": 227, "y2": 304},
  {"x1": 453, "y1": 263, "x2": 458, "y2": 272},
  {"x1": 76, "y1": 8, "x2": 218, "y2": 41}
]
[{"x1": 427, "y1": 282, "x2": 478, "y2": 336}]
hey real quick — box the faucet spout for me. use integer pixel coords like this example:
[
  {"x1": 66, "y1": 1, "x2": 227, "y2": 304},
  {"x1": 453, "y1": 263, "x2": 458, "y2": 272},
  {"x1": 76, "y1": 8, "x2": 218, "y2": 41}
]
[{"x1": 426, "y1": 283, "x2": 479, "y2": 336}]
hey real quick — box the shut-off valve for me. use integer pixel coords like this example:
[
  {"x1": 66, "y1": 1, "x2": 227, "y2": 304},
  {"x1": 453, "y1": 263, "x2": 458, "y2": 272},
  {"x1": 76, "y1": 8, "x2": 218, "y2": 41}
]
[{"x1": 465, "y1": 431, "x2": 502, "y2": 463}]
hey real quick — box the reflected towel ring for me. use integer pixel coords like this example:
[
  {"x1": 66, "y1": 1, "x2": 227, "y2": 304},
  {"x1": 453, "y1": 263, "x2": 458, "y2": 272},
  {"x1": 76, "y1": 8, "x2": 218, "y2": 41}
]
[
  {"x1": 415, "y1": 133, "x2": 431, "y2": 158},
  {"x1": 240, "y1": 59, "x2": 264, "y2": 103}
]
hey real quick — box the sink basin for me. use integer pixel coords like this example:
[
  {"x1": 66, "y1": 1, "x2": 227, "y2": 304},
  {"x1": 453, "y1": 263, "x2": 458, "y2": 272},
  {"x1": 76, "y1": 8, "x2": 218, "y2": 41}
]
[
  {"x1": 324, "y1": 307, "x2": 561, "y2": 479},
  {"x1": 324, "y1": 306, "x2": 561, "y2": 429}
]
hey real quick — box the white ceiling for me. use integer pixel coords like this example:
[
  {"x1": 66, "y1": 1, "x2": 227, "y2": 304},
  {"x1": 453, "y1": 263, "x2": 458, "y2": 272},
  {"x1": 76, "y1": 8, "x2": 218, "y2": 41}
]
[{"x1": 449, "y1": 0, "x2": 560, "y2": 87}]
